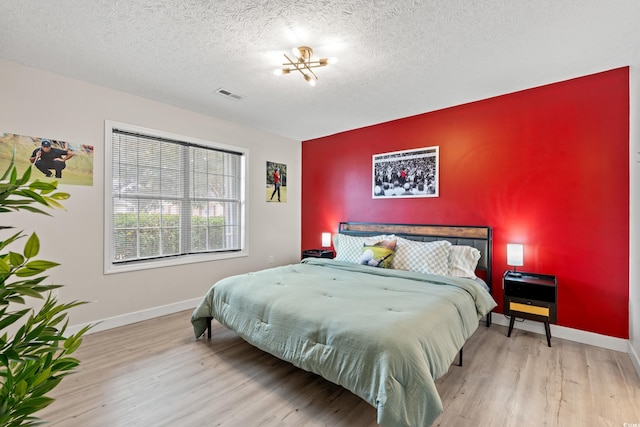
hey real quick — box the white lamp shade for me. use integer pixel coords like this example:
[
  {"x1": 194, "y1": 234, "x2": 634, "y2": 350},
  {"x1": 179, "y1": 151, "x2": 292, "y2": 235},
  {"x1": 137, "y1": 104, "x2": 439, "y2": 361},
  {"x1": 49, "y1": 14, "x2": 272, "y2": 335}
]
[
  {"x1": 506, "y1": 244, "x2": 524, "y2": 267},
  {"x1": 321, "y1": 232, "x2": 332, "y2": 247}
]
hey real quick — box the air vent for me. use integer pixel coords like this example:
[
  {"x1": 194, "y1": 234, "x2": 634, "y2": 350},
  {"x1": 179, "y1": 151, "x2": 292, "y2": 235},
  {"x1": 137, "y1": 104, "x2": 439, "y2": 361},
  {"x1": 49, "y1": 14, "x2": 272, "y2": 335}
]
[{"x1": 215, "y1": 88, "x2": 243, "y2": 100}]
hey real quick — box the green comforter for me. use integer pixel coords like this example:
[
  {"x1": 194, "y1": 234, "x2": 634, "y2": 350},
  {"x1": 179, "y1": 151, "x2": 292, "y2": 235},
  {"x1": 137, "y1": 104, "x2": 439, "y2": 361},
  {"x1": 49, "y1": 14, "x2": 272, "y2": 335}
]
[{"x1": 191, "y1": 258, "x2": 497, "y2": 426}]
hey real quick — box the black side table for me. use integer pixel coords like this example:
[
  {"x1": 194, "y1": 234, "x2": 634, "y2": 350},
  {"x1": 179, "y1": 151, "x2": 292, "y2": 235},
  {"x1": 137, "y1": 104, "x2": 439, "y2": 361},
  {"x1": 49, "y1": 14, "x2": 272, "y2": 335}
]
[
  {"x1": 503, "y1": 271, "x2": 557, "y2": 346},
  {"x1": 301, "y1": 249, "x2": 334, "y2": 260}
]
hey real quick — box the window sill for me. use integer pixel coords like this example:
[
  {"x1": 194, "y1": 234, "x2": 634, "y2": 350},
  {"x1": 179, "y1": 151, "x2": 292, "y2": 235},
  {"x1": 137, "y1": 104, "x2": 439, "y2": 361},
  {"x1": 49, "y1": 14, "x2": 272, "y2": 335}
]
[{"x1": 104, "y1": 250, "x2": 249, "y2": 274}]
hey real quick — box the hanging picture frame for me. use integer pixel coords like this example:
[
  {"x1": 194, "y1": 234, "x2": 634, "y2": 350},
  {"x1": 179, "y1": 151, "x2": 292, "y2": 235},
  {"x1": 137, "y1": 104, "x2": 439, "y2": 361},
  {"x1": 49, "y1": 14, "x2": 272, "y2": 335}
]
[
  {"x1": 266, "y1": 161, "x2": 287, "y2": 203},
  {"x1": 0, "y1": 132, "x2": 94, "y2": 186},
  {"x1": 372, "y1": 146, "x2": 439, "y2": 198}
]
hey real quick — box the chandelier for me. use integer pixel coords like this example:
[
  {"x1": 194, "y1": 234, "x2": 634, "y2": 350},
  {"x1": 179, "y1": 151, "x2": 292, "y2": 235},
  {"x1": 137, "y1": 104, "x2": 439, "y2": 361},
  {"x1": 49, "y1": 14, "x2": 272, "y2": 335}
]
[{"x1": 273, "y1": 46, "x2": 337, "y2": 86}]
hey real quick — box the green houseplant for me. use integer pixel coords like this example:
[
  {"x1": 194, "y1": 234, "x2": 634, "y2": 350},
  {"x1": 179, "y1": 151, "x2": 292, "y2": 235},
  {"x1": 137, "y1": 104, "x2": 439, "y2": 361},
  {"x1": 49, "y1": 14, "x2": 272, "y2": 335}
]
[{"x1": 0, "y1": 156, "x2": 90, "y2": 426}]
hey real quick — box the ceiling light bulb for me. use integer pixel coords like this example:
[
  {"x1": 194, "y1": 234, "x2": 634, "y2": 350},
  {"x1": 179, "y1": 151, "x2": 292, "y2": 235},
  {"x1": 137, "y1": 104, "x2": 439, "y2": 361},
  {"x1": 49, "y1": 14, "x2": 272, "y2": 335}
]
[
  {"x1": 318, "y1": 57, "x2": 337, "y2": 66},
  {"x1": 304, "y1": 74, "x2": 316, "y2": 86}
]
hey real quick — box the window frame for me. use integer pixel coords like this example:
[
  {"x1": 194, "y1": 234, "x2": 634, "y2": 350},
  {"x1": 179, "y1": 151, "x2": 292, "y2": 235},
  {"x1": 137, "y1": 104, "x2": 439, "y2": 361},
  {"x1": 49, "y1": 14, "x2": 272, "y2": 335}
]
[{"x1": 104, "y1": 120, "x2": 248, "y2": 274}]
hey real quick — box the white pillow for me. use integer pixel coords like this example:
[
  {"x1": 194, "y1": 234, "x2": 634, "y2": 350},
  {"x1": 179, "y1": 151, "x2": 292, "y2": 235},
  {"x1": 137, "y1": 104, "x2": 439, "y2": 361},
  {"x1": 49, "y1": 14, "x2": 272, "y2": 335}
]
[
  {"x1": 449, "y1": 245, "x2": 481, "y2": 278},
  {"x1": 334, "y1": 234, "x2": 391, "y2": 264},
  {"x1": 392, "y1": 238, "x2": 451, "y2": 276}
]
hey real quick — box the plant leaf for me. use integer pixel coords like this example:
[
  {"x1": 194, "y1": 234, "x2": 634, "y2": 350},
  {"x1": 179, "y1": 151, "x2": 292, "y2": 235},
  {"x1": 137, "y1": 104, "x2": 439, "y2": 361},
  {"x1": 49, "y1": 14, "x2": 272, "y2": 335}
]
[
  {"x1": 17, "y1": 166, "x2": 32, "y2": 186},
  {"x1": 27, "y1": 180, "x2": 57, "y2": 191},
  {"x1": 0, "y1": 154, "x2": 16, "y2": 180},
  {"x1": 23, "y1": 260, "x2": 59, "y2": 271},
  {"x1": 49, "y1": 193, "x2": 70, "y2": 200},
  {"x1": 8, "y1": 251, "x2": 25, "y2": 267},
  {"x1": 14, "y1": 189, "x2": 48, "y2": 205},
  {"x1": 14, "y1": 380, "x2": 27, "y2": 399},
  {"x1": 23, "y1": 234, "x2": 40, "y2": 259},
  {"x1": 0, "y1": 258, "x2": 10, "y2": 274}
]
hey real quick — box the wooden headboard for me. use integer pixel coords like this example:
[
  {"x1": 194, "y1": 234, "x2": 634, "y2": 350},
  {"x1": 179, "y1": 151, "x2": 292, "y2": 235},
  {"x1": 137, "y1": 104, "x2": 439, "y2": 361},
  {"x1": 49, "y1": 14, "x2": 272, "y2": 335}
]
[{"x1": 338, "y1": 221, "x2": 493, "y2": 291}]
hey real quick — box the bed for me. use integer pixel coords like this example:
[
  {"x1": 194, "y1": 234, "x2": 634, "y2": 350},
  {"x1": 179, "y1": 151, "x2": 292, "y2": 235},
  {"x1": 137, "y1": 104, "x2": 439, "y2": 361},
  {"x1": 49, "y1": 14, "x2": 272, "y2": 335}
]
[{"x1": 191, "y1": 222, "x2": 497, "y2": 427}]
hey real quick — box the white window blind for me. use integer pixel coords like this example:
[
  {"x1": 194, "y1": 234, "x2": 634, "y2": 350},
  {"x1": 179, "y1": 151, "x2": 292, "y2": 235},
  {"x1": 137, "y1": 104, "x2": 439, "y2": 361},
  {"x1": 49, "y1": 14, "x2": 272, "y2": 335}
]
[{"x1": 110, "y1": 128, "x2": 244, "y2": 266}]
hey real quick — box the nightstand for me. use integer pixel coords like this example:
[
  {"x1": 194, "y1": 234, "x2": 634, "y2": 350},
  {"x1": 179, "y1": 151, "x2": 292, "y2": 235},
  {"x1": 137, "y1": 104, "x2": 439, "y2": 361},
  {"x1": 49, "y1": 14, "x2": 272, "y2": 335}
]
[
  {"x1": 301, "y1": 249, "x2": 334, "y2": 260},
  {"x1": 503, "y1": 271, "x2": 557, "y2": 347}
]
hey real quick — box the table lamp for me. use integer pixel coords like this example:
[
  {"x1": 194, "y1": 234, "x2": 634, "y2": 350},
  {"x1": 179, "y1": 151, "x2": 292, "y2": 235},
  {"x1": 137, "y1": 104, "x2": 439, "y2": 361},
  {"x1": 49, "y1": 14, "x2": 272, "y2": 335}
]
[
  {"x1": 507, "y1": 243, "x2": 524, "y2": 277},
  {"x1": 321, "y1": 232, "x2": 331, "y2": 248}
]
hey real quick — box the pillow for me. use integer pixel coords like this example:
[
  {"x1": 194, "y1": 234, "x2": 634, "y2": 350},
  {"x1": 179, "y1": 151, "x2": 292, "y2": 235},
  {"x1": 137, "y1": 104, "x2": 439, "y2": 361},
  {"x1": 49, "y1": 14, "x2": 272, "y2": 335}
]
[
  {"x1": 449, "y1": 245, "x2": 481, "y2": 278},
  {"x1": 392, "y1": 238, "x2": 451, "y2": 276},
  {"x1": 334, "y1": 234, "x2": 391, "y2": 264},
  {"x1": 359, "y1": 239, "x2": 397, "y2": 268},
  {"x1": 331, "y1": 233, "x2": 340, "y2": 252}
]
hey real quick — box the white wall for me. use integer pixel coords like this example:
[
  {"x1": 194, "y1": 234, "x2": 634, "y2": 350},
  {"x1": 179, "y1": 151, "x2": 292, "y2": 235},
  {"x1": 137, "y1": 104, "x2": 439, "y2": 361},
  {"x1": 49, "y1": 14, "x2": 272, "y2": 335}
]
[
  {"x1": 0, "y1": 59, "x2": 301, "y2": 330},
  {"x1": 630, "y1": 57, "x2": 640, "y2": 374}
]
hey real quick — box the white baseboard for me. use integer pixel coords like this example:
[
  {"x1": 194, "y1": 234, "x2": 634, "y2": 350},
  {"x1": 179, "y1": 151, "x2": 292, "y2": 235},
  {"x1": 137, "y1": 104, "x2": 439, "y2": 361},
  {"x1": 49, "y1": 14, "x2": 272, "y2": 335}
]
[
  {"x1": 628, "y1": 341, "x2": 640, "y2": 379},
  {"x1": 67, "y1": 297, "x2": 202, "y2": 336},
  {"x1": 491, "y1": 314, "x2": 629, "y2": 353}
]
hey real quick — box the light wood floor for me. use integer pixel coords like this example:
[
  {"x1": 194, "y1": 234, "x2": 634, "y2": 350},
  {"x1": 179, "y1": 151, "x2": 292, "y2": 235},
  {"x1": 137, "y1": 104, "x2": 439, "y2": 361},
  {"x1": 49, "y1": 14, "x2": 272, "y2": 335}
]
[{"x1": 37, "y1": 310, "x2": 640, "y2": 427}]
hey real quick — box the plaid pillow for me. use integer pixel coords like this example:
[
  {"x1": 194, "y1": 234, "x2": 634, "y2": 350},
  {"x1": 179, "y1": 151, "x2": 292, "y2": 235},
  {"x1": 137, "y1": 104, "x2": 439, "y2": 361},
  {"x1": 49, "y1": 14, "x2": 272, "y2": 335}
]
[{"x1": 392, "y1": 238, "x2": 452, "y2": 276}]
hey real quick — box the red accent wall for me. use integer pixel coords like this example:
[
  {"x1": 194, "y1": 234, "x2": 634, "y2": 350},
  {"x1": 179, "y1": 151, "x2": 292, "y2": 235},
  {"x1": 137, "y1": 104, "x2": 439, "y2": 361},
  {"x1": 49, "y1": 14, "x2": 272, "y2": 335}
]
[{"x1": 301, "y1": 67, "x2": 629, "y2": 339}]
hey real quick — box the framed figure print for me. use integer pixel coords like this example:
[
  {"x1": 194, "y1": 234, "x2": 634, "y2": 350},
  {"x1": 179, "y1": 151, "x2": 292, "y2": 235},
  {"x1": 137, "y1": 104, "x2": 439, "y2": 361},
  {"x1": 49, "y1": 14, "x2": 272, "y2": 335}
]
[
  {"x1": 266, "y1": 161, "x2": 287, "y2": 203},
  {"x1": 0, "y1": 132, "x2": 94, "y2": 186},
  {"x1": 372, "y1": 146, "x2": 439, "y2": 199}
]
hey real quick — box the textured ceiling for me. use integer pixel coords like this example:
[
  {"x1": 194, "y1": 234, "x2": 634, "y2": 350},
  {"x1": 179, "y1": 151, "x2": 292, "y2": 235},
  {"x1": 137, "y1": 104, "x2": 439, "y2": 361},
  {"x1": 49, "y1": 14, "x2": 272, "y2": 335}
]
[{"x1": 0, "y1": 1, "x2": 638, "y2": 141}]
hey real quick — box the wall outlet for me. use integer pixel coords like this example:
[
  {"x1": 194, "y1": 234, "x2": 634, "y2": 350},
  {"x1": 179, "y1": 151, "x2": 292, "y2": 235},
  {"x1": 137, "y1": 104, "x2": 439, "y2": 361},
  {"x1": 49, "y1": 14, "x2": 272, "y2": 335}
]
[{"x1": 267, "y1": 255, "x2": 274, "y2": 264}]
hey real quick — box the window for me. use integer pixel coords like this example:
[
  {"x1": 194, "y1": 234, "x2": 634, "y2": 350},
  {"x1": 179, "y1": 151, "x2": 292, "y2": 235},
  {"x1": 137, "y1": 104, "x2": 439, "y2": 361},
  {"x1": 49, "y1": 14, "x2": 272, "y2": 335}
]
[{"x1": 104, "y1": 121, "x2": 247, "y2": 273}]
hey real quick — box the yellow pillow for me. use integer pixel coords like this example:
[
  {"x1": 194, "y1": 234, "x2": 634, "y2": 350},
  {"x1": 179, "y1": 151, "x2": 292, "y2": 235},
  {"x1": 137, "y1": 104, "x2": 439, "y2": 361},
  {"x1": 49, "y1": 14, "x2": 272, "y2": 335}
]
[{"x1": 359, "y1": 239, "x2": 397, "y2": 268}]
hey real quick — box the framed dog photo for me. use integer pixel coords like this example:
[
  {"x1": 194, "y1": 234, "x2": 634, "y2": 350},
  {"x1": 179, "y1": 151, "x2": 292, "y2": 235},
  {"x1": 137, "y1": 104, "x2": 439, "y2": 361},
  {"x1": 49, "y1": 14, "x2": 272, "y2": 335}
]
[{"x1": 372, "y1": 146, "x2": 438, "y2": 199}]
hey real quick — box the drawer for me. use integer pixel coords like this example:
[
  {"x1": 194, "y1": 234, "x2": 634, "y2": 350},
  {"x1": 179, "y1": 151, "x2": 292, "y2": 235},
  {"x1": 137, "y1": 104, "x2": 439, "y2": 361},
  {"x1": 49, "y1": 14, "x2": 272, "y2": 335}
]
[{"x1": 509, "y1": 301, "x2": 549, "y2": 317}]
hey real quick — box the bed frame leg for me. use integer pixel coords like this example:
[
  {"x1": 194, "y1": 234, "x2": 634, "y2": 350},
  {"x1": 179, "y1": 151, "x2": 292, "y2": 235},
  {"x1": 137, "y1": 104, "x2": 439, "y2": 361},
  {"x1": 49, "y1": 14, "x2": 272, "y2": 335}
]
[
  {"x1": 457, "y1": 347, "x2": 463, "y2": 366},
  {"x1": 207, "y1": 317, "x2": 212, "y2": 339},
  {"x1": 486, "y1": 311, "x2": 492, "y2": 327}
]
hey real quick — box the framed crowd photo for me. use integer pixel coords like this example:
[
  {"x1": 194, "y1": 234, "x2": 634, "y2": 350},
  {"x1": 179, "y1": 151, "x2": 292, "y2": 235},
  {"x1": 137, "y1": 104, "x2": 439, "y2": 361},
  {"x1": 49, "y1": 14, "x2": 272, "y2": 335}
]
[{"x1": 372, "y1": 146, "x2": 439, "y2": 199}]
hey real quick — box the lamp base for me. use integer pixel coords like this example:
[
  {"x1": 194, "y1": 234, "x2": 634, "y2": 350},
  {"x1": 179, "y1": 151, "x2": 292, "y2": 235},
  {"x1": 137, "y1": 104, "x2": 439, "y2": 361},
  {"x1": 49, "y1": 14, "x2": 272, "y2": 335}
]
[{"x1": 509, "y1": 270, "x2": 522, "y2": 277}]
